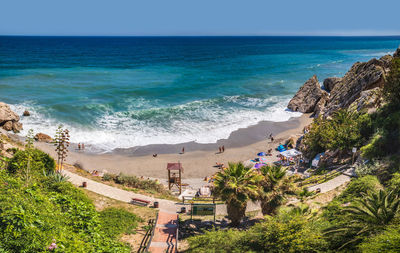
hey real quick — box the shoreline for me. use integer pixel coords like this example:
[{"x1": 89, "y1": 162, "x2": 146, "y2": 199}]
[{"x1": 33, "y1": 113, "x2": 313, "y2": 179}]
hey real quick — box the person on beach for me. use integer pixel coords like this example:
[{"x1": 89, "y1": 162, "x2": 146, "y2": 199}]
[
  {"x1": 82, "y1": 143, "x2": 85, "y2": 150},
  {"x1": 222, "y1": 145, "x2": 225, "y2": 152},
  {"x1": 270, "y1": 134, "x2": 274, "y2": 142},
  {"x1": 181, "y1": 147, "x2": 185, "y2": 154},
  {"x1": 78, "y1": 143, "x2": 81, "y2": 150},
  {"x1": 218, "y1": 146, "x2": 222, "y2": 153},
  {"x1": 153, "y1": 153, "x2": 158, "y2": 157}
]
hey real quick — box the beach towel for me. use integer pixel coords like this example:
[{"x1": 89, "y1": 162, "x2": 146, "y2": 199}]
[{"x1": 257, "y1": 152, "x2": 266, "y2": 156}]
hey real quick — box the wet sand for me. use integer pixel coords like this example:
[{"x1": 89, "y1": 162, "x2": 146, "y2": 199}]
[{"x1": 34, "y1": 114, "x2": 313, "y2": 179}]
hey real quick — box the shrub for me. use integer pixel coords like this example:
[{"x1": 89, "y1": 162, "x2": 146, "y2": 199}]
[
  {"x1": 303, "y1": 110, "x2": 373, "y2": 158},
  {"x1": 99, "y1": 208, "x2": 138, "y2": 239},
  {"x1": 359, "y1": 225, "x2": 400, "y2": 252},
  {"x1": 338, "y1": 175, "x2": 382, "y2": 202},
  {"x1": 7, "y1": 148, "x2": 55, "y2": 176}
]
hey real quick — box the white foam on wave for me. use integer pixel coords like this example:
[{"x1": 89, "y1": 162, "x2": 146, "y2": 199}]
[{"x1": 11, "y1": 96, "x2": 301, "y2": 153}]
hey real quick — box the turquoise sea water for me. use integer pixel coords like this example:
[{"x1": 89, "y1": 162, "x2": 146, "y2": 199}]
[{"x1": 0, "y1": 36, "x2": 399, "y2": 151}]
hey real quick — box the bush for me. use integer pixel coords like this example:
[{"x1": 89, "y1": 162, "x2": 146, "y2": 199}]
[
  {"x1": 359, "y1": 225, "x2": 400, "y2": 252},
  {"x1": 186, "y1": 215, "x2": 327, "y2": 253},
  {"x1": 303, "y1": 110, "x2": 373, "y2": 158},
  {"x1": 338, "y1": 175, "x2": 382, "y2": 202},
  {"x1": 99, "y1": 208, "x2": 138, "y2": 239},
  {"x1": 7, "y1": 148, "x2": 55, "y2": 176}
]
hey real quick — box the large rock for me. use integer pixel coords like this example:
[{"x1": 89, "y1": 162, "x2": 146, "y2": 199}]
[
  {"x1": 23, "y1": 110, "x2": 30, "y2": 116},
  {"x1": 0, "y1": 102, "x2": 19, "y2": 124},
  {"x1": 34, "y1": 133, "x2": 53, "y2": 143},
  {"x1": 322, "y1": 57, "x2": 389, "y2": 116},
  {"x1": 287, "y1": 75, "x2": 327, "y2": 113},
  {"x1": 2, "y1": 121, "x2": 13, "y2": 131},
  {"x1": 12, "y1": 122, "x2": 23, "y2": 133},
  {"x1": 0, "y1": 102, "x2": 23, "y2": 133},
  {"x1": 323, "y1": 77, "x2": 342, "y2": 92}
]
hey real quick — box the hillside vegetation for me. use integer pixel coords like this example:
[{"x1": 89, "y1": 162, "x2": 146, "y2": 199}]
[{"x1": 0, "y1": 148, "x2": 137, "y2": 252}]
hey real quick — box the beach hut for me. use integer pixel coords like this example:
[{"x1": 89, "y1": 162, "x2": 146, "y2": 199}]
[{"x1": 167, "y1": 162, "x2": 183, "y2": 194}]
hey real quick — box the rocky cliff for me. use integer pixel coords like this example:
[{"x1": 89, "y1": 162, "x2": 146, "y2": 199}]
[
  {"x1": 288, "y1": 46, "x2": 400, "y2": 117},
  {"x1": 0, "y1": 102, "x2": 23, "y2": 133}
]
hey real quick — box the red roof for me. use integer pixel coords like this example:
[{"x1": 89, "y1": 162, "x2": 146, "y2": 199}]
[{"x1": 167, "y1": 163, "x2": 183, "y2": 171}]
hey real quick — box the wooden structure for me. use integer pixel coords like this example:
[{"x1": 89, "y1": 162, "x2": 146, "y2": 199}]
[{"x1": 167, "y1": 162, "x2": 183, "y2": 194}]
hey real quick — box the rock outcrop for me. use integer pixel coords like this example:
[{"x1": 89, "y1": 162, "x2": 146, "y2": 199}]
[
  {"x1": 34, "y1": 133, "x2": 53, "y2": 143},
  {"x1": 323, "y1": 77, "x2": 342, "y2": 92},
  {"x1": 288, "y1": 51, "x2": 397, "y2": 117},
  {"x1": 322, "y1": 56, "x2": 390, "y2": 116},
  {"x1": 348, "y1": 87, "x2": 382, "y2": 114},
  {"x1": 23, "y1": 110, "x2": 30, "y2": 116},
  {"x1": 0, "y1": 102, "x2": 23, "y2": 133},
  {"x1": 287, "y1": 75, "x2": 328, "y2": 113}
]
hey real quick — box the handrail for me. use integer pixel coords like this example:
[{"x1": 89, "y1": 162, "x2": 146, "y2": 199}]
[
  {"x1": 137, "y1": 211, "x2": 159, "y2": 253},
  {"x1": 175, "y1": 214, "x2": 179, "y2": 253},
  {"x1": 145, "y1": 211, "x2": 159, "y2": 252}
]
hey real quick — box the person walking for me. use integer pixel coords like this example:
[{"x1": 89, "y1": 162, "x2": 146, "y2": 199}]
[{"x1": 222, "y1": 145, "x2": 225, "y2": 153}]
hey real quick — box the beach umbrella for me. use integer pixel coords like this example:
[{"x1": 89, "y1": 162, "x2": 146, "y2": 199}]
[{"x1": 257, "y1": 152, "x2": 266, "y2": 156}]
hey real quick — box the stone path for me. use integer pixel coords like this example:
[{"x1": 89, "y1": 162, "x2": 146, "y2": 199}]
[{"x1": 308, "y1": 174, "x2": 351, "y2": 193}]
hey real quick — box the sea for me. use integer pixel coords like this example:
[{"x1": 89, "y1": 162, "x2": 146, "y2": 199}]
[{"x1": 0, "y1": 36, "x2": 399, "y2": 152}]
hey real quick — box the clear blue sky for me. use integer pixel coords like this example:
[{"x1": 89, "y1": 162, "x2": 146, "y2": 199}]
[{"x1": 1, "y1": 0, "x2": 399, "y2": 36}]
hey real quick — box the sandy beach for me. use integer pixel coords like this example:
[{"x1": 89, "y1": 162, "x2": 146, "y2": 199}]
[{"x1": 34, "y1": 114, "x2": 312, "y2": 179}]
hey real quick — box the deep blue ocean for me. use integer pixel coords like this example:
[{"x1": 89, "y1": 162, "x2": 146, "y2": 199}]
[{"x1": 0, "y1": 36, "x2": 399, "y2": 151}]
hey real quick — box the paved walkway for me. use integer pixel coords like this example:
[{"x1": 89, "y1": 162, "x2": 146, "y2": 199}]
[
  {"x1": 308, "y1": 174, "x2": 351, "y2": 193},
  {"x1": 148, "y1": 212, "x2": 178, "y2": 253},
  {"x1": 62, "y1": 170, "x2": 178, "y2": 213}
]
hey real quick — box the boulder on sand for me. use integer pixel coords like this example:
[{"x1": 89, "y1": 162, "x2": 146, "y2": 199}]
[
  {"x1": 287, "y1": 75, "x2": 328, "y2": 113},
  {"x1": 0, "y1": 102, "x2": 23, "y2": 133},
  {"x1": 34, "y1": 133, "x2": 53, "y2": 143}
]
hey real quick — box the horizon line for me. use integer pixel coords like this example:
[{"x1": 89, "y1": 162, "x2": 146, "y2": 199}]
[{"x1": 1, "y1": 34, "x2": 400, "y2": 37}]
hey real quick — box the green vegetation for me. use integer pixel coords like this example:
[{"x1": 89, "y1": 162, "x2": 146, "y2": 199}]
[
  {"x1": 99, "y1": 207, "x2": 138, "y2": 239},
  {"x1": 186, "y1": 208, "x2": 327, "y2": 253},
  {"x1": 0, "y1": 148, "x2": 137, "y2": 252},
  {"x1": 258, "y1": 165, "x2": 296, "y2": 215},
  {"x1": 102, "y1": 172, "x2": 173, "y2": 197},
  {"x1": 213, "y1": 162, "x2": 261, "y2": 226},
  {"x1": 304, "y1": 110, "x2": 373, "y2": 158}
]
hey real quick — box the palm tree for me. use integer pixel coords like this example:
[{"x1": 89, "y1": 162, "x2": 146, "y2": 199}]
[
  {"x1": 325, "y1": 189, "x2": 400, "y2": 250},
  {"x1": 259, "y1": 165, "x2": 296, "y2": 215},
  {"x1": 213, "y1": 162, "x2": 261, "y2": 226}
]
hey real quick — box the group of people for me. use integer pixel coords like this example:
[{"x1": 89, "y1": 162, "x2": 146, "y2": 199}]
[
  {"x1": 78, "y1": 143, "x2": 85, "y2": 151},
  {"x1": 218, "y1": 145, "x2": 225, "y2": 153}
]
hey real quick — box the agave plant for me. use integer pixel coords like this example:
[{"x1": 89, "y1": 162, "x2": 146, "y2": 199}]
[
  {"x1": 213, "y1": 162, "x2": 261, "y2": 226},
  {"x1": 258, "y1": 165, "x2": 296, "y2": 215},
  {"x1": 325, "y1": 189, "x2": 400, "y2": 250},
  {"x1": 43, "y1": 170, "x2": 70, "y2": 183}
]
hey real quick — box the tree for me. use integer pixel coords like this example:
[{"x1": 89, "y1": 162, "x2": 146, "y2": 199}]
[
  {"x1": 259, "y1": 165, "x2": 296, "y2": 215},
  {"x1": 53, "y1": 125, "x2": 70, "y2": 172},
  {"x1": 212, "y1": 162, "x2": 261, "y2": 226},
  {"x1": 325, "y1": 189, "x2": 400, "y2": 250}
]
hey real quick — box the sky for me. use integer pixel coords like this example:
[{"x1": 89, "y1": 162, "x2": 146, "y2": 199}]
[{"x1": 0, "y1": 0, "x2": 399, "y2": 36}]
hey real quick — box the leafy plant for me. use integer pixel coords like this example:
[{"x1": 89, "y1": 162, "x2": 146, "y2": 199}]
[
  {"x1": 258, "y1": 165, "x2": 296, "y2": 215},
  {"x1": 213, "y1": 162, "x2": 261, "y2": 226}
]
